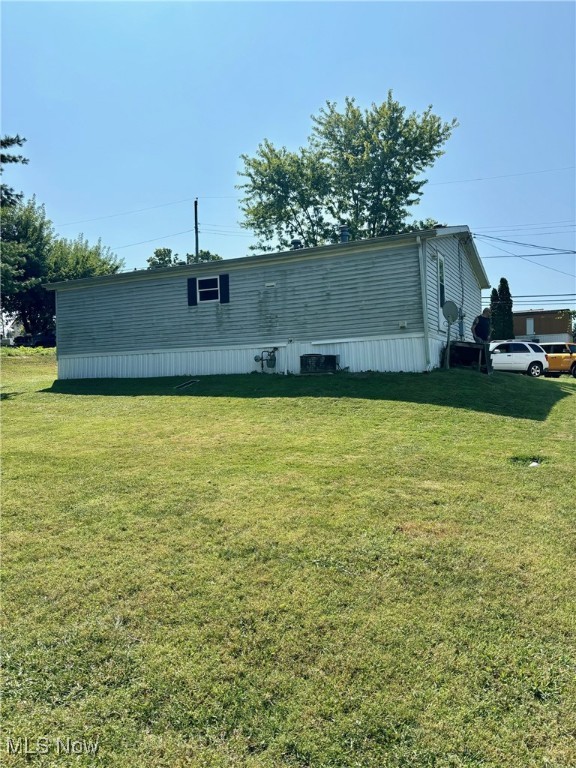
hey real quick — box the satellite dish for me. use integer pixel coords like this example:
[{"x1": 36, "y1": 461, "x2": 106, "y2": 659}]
[
  {"x1": 442, "y1": 300, "x2": 459, "y2": 324},
  {"x1": 442, "y1": 301, "x2": 460, "y2": 370}
]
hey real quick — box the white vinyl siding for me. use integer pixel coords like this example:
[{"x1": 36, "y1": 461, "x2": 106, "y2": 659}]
[
  {"x1": 425, "y1": 235, "x2": 482, "y2": 341},
  {"x1": 55, "y1": 244, "x2": 424, "y2": 357}
]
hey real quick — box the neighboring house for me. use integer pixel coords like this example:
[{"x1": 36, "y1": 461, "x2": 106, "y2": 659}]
[
  {"x1": 513, "y1": 309, "x2": 573, "y2": 343},
  {"x1": 44, "y1": 225, "x2": 490, "y2": 379}
]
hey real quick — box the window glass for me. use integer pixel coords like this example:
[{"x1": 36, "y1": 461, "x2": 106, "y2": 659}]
[
  {"x1": 509, "y1": 343, "x2": 529, "y2": 353},
  {"x1": 438, "y1": 256, "x2": 445, "y2": 307},
  {"x1": 568, "y1": 344, "x2": 576, "y2": 354},
  {"x1": 199, "y1": 289, "x2": 219, "y2": 302},
  {"x1": 199, "y1": 278, "x2": 218, "y2": 290},
  {"x1": 528, "y1": 343, "x2": 544, "y2": 353},
  {"x1": 494, "y1": 344, "x2": 509, "y2": 353},
  {"x1": 198, "y1": 276, "x2": 220, "y2": 302}
]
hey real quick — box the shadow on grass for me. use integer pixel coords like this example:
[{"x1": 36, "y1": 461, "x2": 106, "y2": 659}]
[
  {"x1": 40, "y1": 369, "x2": 574, "y2": 421},
  {"x1": 0, "y1": 391, "x2": 23, "y2": 401}
]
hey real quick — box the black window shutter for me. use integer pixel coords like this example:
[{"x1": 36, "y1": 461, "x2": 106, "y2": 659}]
[
  {"x1": 219, "y1": 273, "x2": 230, "y2": 304},
  {"x1": 187, "y1": 278, "x2": 198, "y2": 306}
]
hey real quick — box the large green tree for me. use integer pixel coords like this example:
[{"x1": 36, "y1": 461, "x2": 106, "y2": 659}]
[
  {"x1": 238, "y1": 93, "x2": 457, "y2": 251},
  {"x1": 1, "y1": 135, "x2": 30, "y2": 295},
  {"x1": 1, "y1": 198, "x2": 123, "y2": 335}
]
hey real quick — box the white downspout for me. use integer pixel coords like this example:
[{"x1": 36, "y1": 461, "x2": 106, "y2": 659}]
[{"x1": 417, "y1": 236, "x2": 431, "y2": 370}]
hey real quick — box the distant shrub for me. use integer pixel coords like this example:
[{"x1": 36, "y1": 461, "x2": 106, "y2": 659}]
[{"x1": 1, "y1": 346, "x2": 56, "y2": 357}]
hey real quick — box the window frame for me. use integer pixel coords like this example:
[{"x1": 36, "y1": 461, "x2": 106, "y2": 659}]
[
  {"x1": 187, "y1": 274, "x2": 230, "y2": 307},
  {"x1": 197, "y1": 276, "x2": 220, "y2": 303}
]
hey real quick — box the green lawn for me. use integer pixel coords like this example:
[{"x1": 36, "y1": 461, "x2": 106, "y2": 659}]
[{"x1": 2, "y1": 353, "x2": 575, "y2": 767}]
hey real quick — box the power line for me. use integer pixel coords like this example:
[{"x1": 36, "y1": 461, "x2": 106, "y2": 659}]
[
  {"x1": 511, "y1": 261, "x2": 573, "y2": 278},
  {"x1": 473, "y1": 219, "x2": 575, "y2": 230},
  {"x1": 427, "y1": 165, "x2": 574, "y2": 186},
  {"x1": 473, "y1": 233, "x2": 576, "y2": 253},
  {"x1": 55, "y1": 195, "x2": 241, "y2": 227},
  {"x1": 201, "y1": 222, "x2": 245, "y2": 230},
  {"x1": 53, "y1": 164, "x2": 575, "y2": 228},
  {"x1": 477, "y1": 239, "x2": 575, "y2": 278},
  {"x1": 112, "y1": 229, "x2": 195, "y2": 250},
  {"x1": 199, "y1": 228, "x2": 252, "y2": 238},
  {"x1": 56, "y1": 198, "x2": 199, "y2": 227},
  {"x1": 481, "y1": 252, "x2": 575, "y2": 259}
]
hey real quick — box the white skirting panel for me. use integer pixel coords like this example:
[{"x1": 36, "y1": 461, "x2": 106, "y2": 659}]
[
  {"x1": 427, "y1": 336, "x2": 447, "y2": 369},
  {"x1": 57, "y1": 335, "x2": 431, "y2": 380}
]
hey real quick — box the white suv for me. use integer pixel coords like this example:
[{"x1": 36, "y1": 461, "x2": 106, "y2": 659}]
[{"x1": 489, "y1": 340, "x2": 549, "y2": 377}]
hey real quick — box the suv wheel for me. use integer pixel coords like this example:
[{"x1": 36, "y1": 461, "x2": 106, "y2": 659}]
[
  {"x1": 571, "y1": 364, "x2": 576, "y2": 379},
  {"x1": 527, "y1": 361, "x2": 543, "y2": 377}
]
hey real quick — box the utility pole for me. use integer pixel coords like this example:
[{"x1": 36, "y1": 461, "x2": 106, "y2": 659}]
[{"x1": 194, "y1": 198, "x2": 199, "y2": 259}]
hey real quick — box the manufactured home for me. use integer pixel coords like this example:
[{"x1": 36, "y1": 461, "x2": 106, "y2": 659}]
[{"x1": 45, "y1": 226, "x2": 490, "y2": 379}]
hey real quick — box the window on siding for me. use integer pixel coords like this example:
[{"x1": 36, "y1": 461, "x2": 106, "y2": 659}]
[
  {"x1": 187, "y1": 274, "x2": 230, "y2": 306},
  {"x1": 438, "y1": 255, "x2": 446, "y2": 307},
  {"x1": 198, "y1": 277, "x2": 220, "y2": 302}
]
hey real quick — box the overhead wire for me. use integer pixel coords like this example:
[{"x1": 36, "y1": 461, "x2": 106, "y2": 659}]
[
  {"x1": 473, "y1": 233, "x2": 576, "y2": 253},
  {"x1": 56, "y1": 198, "x2": 199, "y2": 227},
  {"x1": 426, "y1": 165, "x2": 574, "y2": 186},
  {"x1": 474, "y1": 239, "x2": 575, "y2": 278},
  {"x1": 480, "y1": 251, "x2": 575, "y2": 259},
  {"x1": 54, "y1": 164, "x2": 575, "y2": 227},
  {"x1": 472, "y1": 218, "x2": 574, "y2": 230},
  {"x1": 112, "y1": 229, "x2": 195, "y2": 250}
]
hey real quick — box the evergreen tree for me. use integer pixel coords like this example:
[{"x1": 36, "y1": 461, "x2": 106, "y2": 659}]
[
  {"x1": 490, "y1": 278, "x2": 514, "y2": 340},
  {"x1": 1, "y1": 134, "x2": 29, "y2": 208},
  {"x1": 489, "y1": 288, "x2": 500, "y2": 340},
  {"x1": 498, "y1": 277, "x2": 514, "y2": 339}
]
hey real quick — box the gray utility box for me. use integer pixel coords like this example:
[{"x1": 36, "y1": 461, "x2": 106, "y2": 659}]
[{"x1": 300, "y1": 354, "x2": 339, "y2": 374}]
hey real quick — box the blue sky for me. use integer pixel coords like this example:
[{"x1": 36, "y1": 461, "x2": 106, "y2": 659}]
[{"x1": 2, "y1": 1, "x2": 575, "y2": 311}]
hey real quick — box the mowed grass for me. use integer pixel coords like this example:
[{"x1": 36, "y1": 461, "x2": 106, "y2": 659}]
[{"x1": 1, "y1": 353, "x2": 575, "y2": 768}]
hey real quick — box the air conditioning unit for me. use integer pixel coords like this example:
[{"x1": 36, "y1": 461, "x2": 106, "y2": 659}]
[{"x1": 300, "y1": 354, "x2": 339, "y2": 374}]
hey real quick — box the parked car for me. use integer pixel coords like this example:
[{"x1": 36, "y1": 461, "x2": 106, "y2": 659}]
[
  {"x1": 13, "y1": 334, "x2": 34, "y2": 347},
  {"x1": 31, "y1": 331, "x2": 56, "y2": 348},
  {"x1": 538, "y1": 342, "x2": 576, "y2": 378},
  {"x1": 489, "y1": 340, "x2": 549, "y2": 377},
  {"x1": 13, "y1": 331, "x2": 56, "y2": 348}
]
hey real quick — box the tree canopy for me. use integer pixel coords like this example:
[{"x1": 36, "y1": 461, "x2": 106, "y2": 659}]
[
  {"x1": 238, "y1": 93, "x2": 457, "y2": 251},
  {"x1": 146, "y1": 248, "x2": 222, "y2": 269},
  {"x1": 1, "y1": 198, "x2": 123, "y2": 335}
]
